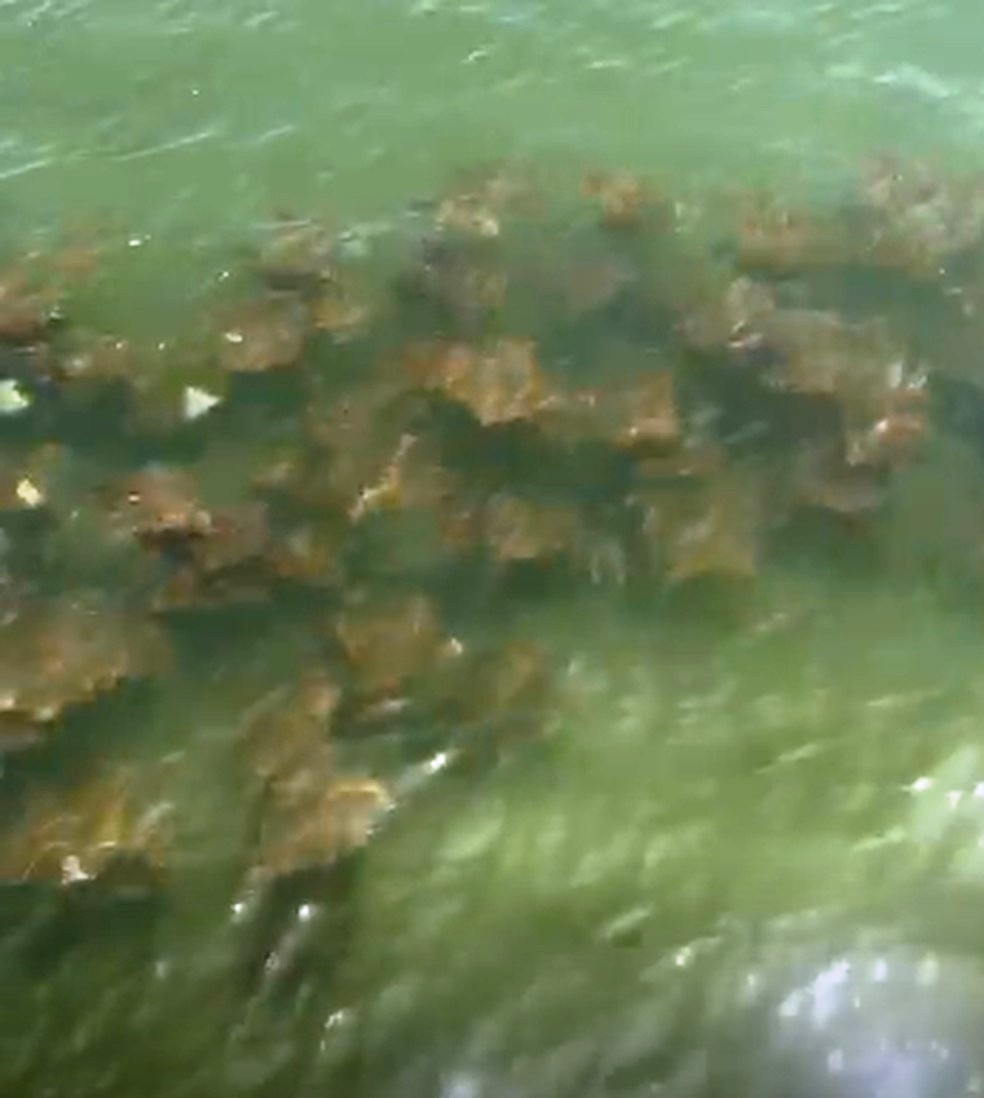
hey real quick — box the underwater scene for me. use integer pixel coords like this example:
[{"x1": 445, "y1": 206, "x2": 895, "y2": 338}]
[{"x1": 6, "y1": 1, "x2": 984, "y2": 1096}]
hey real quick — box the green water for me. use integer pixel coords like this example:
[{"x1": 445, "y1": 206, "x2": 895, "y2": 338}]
[
  {"x1": 3, "y1": 0, "x2": 983, "y2": 348},
  {"x1": 5, "y1": 0, "x2": 984, "y2": 242},
  {"x1": 5, "y1": 1, "x2": 984, "y2": 1096}
]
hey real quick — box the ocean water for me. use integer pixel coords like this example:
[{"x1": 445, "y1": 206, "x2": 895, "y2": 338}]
[
  {"x1": 4, "y1": 2, "x2": 984, "y2": 1096},
  {"x1": 4, "y1": 0, "x2": 984, "y2": 242}
]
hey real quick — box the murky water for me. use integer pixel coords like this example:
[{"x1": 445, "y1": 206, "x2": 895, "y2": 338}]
[{"x1": 5, "y1": 2, "x2": 984, "y2": 1097}]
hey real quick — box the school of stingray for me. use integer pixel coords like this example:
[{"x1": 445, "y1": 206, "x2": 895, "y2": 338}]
[{"x1": 7, "y1": 160, "x2": 984, "y2": 1094}]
